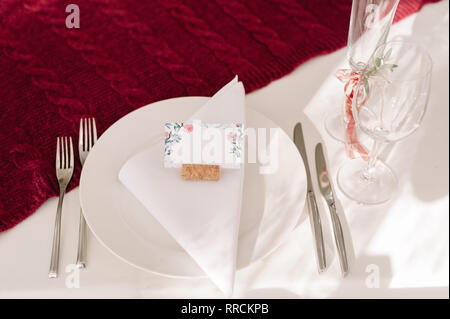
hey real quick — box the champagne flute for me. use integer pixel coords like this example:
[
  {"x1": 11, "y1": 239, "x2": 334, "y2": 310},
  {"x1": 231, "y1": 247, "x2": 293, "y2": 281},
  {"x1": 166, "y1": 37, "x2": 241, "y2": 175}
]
[
  {"x1": 325, "y1": 0, "x2": 400, "y2": 142},
  {"x1": 337, "y1": 41, "x2": 432, "y2": 204}
]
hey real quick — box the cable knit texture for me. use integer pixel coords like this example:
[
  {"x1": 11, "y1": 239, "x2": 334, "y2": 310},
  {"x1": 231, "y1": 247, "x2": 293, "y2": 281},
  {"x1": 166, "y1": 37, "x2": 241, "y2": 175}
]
[{"x1": 0, "y1": 0, "x2": 438, "y2": 232}]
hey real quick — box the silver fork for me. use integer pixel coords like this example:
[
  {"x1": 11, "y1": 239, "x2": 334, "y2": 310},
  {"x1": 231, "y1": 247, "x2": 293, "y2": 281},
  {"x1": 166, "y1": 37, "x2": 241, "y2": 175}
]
[
  {"x1": 49, "y1": 136, "x2": 74, "y2": 278},
  {"x1": 76, "y1": 118, "x2": 97, "y2": 269}
]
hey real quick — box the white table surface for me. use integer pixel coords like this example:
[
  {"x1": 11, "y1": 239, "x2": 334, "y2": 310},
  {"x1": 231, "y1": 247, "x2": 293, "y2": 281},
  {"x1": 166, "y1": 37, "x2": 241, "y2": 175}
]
[{"x1": 0, "y1": 1, "x2": 448, "y2": 299}]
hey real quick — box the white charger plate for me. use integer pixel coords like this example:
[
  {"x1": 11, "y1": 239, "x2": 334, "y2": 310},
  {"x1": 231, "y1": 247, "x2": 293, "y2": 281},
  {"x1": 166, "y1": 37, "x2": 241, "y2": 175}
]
[{"x1": 80, "y1": 97, "x2": 307, "y2": 277}]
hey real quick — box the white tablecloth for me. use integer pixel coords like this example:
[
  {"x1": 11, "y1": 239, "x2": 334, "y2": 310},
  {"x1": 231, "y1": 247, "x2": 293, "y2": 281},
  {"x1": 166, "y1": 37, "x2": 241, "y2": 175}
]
[{"x1": 0, "y1": 1, "x2": 448, "y2": 299}]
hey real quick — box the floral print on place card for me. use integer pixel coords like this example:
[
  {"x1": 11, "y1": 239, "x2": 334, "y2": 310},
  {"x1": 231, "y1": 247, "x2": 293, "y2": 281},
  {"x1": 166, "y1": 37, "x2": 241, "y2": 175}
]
[{"x1": 164, "y1": 121, "x2": 243, "y2": 169}]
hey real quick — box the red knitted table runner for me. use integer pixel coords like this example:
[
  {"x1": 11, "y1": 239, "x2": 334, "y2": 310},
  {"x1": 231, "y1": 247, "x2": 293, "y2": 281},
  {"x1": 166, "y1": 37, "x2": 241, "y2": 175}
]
[{"x1": 0, "y1": 0, "x2": 438, "y2": 232}]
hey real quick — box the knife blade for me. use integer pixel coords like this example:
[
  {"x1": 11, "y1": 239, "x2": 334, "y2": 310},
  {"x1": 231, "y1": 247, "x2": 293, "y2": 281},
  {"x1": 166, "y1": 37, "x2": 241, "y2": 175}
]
[
  {"x1": 315, "y1": 142, "x2": 349, "y2": 276},
  {"x1": 293, "y1": 123, "x2": 326, "y2": 273}
]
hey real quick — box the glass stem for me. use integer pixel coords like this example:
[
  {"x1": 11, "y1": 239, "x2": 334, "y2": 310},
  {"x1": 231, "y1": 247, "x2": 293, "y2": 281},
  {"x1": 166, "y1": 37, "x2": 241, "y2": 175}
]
[{"x1": 362, "y1": 139, "x2": 382, "y2": 182}]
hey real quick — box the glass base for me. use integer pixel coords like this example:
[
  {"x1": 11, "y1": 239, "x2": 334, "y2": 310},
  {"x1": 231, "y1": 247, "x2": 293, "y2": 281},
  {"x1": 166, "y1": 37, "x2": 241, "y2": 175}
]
[
  {"x1": 337, "y1": 158, "x2": 398, "y2": 205},
  {"x1": 324, "y1": 111, "x2": 345, "y2": 143}
]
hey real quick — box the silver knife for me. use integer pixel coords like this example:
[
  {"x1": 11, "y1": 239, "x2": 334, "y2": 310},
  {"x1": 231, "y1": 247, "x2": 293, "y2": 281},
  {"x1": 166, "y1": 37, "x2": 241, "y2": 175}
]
[
  {"x1": 293, "y1": 123, "x2": 326, "y2": 273},
  {"x1": 315, "y1": 142, "x2": 349, "y2": 277}
]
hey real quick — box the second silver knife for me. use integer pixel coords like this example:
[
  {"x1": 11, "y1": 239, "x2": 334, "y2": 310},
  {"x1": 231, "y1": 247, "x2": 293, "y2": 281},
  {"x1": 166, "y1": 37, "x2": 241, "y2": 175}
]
[
  {"x1": 315, "y1": 142, "x2": 349, "y2": 277},
  {"x1": 293, "y1": 123, "x2": 326, "y2": 273}
]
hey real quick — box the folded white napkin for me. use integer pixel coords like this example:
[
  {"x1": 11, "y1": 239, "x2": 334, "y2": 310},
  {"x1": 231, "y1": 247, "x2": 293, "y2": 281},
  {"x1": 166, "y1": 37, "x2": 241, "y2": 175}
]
[{"x1": 119, "y1": 77, "x2": 245, "y2": 295}]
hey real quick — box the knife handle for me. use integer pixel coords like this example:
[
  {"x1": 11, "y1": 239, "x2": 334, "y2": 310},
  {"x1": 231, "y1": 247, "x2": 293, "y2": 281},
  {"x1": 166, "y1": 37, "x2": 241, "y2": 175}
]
[
  {"x1": 329, "y1": 203, "x2": 349, "y2": 277},
  {"x1": 306, "y1": 191, "x2": 327, "y2": 273}
]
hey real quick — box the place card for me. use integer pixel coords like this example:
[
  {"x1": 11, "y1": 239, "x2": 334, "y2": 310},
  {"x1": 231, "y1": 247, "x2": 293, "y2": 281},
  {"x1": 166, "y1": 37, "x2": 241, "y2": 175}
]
[{"x1": 164, "y1": 120, "x2": 243, "y2": 170}]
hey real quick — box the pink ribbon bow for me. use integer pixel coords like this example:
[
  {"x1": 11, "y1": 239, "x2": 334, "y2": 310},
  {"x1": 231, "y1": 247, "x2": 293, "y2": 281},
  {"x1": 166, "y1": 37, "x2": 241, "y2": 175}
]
[{"x1": 335, "y1": 69, "x2": 370, "y2": 160}]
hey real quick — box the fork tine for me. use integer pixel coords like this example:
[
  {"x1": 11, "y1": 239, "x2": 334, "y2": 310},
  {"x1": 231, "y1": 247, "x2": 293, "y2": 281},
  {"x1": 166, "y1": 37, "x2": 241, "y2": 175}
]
[
  {"x1": 61, "y1": 137, "x2": 65, "y2": 169},
  {"x1": 92, "y1": 118, "x2": 98, "y2": 144},
  {"x1": 79, "y1": 118, "x2": 84, "y2": 152},
  {"x1": 88, "y1": 117, "x2": 92, "y2": 151},
  {"x1": 65, "y1": 137, "x2": 69, "y2": 169},
  {"x1": 69, "y1": 136, "x2": 74, "y2": 169},
  {"x1": 56, "y1": 137, "x2": 60, "y2": 169},
  {"x1": 84, "y1": 118, "x2": 88, "y2": 152}
]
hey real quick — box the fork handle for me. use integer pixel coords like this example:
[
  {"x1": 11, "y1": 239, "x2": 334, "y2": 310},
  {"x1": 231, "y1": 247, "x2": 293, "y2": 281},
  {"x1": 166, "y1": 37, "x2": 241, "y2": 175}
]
[
  {"x1": 48, "y1": 188, "x2": 65, "y2": 278},
  {"x1": 76, "y1": 210, "x2": 87, "y2": 268}
]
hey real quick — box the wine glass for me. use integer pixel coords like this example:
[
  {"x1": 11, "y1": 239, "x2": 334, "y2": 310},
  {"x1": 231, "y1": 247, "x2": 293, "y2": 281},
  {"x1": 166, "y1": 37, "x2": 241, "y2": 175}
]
[
  {"x1": 337, "y1": 41, "x2": 432, "y2": 204},
  {"x1": 325, "y1": 0, "x2": 400, "y2": 142}
]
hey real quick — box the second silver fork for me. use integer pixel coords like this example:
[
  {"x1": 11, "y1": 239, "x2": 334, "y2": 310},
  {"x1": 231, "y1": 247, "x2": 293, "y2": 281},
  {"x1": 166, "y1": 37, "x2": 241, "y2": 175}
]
[
  {"x1": 76, "y1": 118, "x2": 97, "y2": 268},
  {"x1": 49, "y1": 136, "x2": 74, "y2": 278}
]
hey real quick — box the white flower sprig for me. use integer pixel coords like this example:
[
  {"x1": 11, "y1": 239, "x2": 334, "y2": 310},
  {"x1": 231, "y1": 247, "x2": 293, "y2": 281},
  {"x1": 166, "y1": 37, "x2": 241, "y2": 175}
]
[{"x1": 362, "y1": 47, "x2": 398, "y2": 95}]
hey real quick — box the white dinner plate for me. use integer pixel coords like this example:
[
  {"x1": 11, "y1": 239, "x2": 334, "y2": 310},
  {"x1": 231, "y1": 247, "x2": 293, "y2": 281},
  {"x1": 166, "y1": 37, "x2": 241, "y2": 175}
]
[{"x1": 80, "y1": 97, "x2": 307, "y2": 277}]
